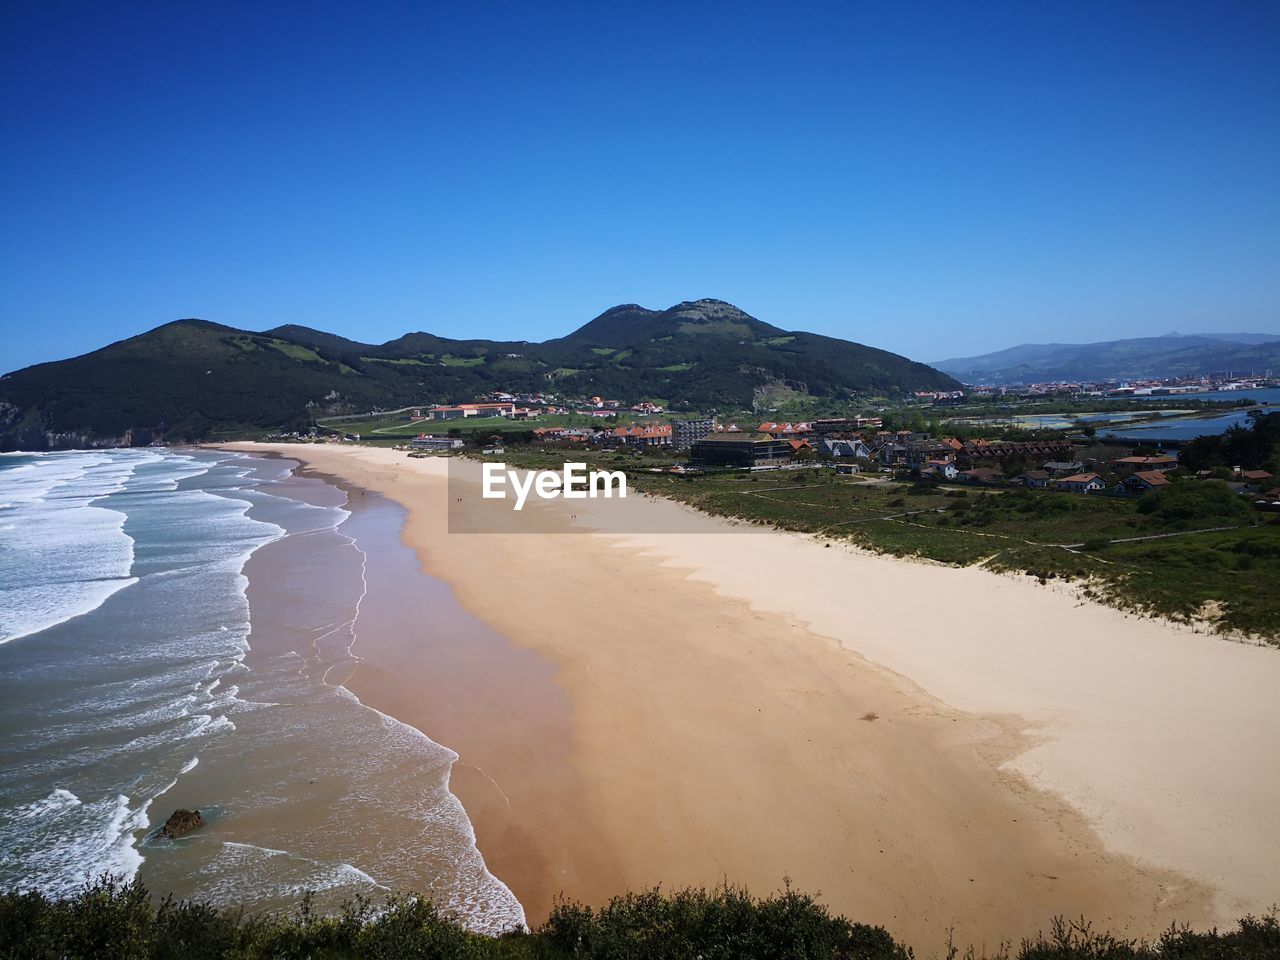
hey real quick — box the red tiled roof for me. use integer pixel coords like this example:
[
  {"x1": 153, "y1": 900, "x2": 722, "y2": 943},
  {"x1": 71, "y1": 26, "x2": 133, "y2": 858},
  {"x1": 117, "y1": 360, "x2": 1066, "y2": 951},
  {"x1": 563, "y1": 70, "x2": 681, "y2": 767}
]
[
  {"x1": 613, "y1": 424, "x2": 672, "y2": 439},
  {"x1": 1130, "y1": 470, "x2": 1171, "y2": 487}
]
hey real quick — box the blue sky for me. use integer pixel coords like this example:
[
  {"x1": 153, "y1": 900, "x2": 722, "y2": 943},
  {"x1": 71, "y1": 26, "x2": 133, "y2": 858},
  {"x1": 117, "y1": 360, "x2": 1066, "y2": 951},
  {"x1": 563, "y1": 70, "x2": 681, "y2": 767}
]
[{"x1": 2, "y1": 1, "x2": 1277, "y2": 373}]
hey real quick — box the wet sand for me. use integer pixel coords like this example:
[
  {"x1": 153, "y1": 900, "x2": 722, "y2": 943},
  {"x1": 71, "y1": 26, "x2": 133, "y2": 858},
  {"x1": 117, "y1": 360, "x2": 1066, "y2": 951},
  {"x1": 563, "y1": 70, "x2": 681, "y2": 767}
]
[
  {"x1": 221, "y1": 443, "x2": 1280, "y2": 950},
  {"x1": 134, "y1": 460, "x2": 528, "y2": 929}
]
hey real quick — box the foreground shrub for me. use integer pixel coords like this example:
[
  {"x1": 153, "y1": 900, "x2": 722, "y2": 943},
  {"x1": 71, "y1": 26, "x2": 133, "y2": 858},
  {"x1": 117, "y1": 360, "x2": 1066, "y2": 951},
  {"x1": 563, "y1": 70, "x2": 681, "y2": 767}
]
[
  {"x1": 1, "y1": 875, "x2": 1276, "y2": 959},
  {"x1": 1137, "y1": 481, "x2": 1253, "y2": 524},
  {"x1": 541, "y1": 883, "x2": 905, "y2": 959}
]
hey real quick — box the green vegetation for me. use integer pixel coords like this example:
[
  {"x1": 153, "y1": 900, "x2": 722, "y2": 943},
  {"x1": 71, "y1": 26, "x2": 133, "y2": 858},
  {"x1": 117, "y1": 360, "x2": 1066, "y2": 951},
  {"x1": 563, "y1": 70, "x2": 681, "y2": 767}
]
[
  {"x1": 330, "y1": 412, "x2": 622, "y2": 438},
  {"x1": 1180, "y1": 412, "x2": 1280, "y2": 476},
  {"x1": 263, "y1": 341, "x2": 326, "y2": 363},
  {"x1": 1136, "y1": 481, "x2": 1255, "y2": 524},
  {"x1": 3, "y1": 876, "x2": 1276, "y2": 960},
  {"x1": 0, "y1": 300, "x2": 958, "y2": 450},
  {"x1": 363, "y1": 356, "x2": 431, "y2": 366},
  {"x1": 675, "y1": 317, "x2": 753, "y2": 337}
]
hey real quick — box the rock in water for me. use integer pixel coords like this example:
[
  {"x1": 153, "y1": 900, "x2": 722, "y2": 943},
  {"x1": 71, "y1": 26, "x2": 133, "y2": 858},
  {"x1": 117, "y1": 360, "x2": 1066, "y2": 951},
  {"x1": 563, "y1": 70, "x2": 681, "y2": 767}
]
[{"x1": 158, "y1": 808, "x2": 203, "y2": 839}]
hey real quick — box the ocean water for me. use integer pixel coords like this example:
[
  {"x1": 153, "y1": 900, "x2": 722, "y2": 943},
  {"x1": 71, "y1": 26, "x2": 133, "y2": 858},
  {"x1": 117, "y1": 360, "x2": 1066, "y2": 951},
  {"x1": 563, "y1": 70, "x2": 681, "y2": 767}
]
[{"x1": 0, "y1": 449, "x2": 523, "y2": 932}]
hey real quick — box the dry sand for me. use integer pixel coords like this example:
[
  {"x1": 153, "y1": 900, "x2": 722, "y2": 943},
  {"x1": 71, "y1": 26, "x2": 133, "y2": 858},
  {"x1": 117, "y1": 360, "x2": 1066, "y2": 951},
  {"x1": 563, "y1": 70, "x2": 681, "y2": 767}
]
[{"x1": 224, "y1": 443, "x2": 1280, "y2": 950}]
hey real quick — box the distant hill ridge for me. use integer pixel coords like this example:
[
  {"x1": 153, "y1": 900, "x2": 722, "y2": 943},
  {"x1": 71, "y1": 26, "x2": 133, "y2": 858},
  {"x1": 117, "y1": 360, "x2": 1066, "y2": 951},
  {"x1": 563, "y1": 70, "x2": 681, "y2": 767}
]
[
  {"x1": 0, "y1": 299, "x2": 958, "y2": 450},
  {"x1": 933, "y1": 332, "x2": 1280, "y2": 384}
]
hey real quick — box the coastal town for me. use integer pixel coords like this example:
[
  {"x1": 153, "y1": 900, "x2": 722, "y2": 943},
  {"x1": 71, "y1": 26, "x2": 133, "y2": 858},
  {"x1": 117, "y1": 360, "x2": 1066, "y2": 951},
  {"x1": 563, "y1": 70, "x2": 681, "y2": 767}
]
[
  {"x1": 244, "y1": 368, "x2": 1280, "y2": 648},
  {"x1": 337, "y1": 385, "x2": 1280, "y2": 510}
]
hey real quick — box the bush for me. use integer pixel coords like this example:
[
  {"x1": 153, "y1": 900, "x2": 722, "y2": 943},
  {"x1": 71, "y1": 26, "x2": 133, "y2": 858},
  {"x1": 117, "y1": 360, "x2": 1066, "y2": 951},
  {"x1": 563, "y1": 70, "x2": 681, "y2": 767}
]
[
  {"x1": 541, "y1": 883, "x2": 906, "y2": 960},
  {"x1": 2, "y1": 876, "x2": 1275, "y2": 960},
  {"x1": 1137, "y1": 481, "x2": 1253, "y2": 524}
]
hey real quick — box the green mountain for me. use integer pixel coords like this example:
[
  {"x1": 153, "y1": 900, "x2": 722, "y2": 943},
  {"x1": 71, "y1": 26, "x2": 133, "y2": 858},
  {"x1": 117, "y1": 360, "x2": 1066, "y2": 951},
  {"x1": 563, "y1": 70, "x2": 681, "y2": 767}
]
[
  {"x1": 933, "y1": 333, "x2": 1280, "y2": 385},
  {"x1": 0, "y1": 299, "x2": 958, "y2": 450}
]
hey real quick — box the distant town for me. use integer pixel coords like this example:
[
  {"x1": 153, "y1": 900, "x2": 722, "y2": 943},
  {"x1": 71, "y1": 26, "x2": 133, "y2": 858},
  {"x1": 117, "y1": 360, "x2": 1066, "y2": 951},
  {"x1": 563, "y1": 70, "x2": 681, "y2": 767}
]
[{"x1": 295, "y1": 374, "x2": 1280, "y2": 512}]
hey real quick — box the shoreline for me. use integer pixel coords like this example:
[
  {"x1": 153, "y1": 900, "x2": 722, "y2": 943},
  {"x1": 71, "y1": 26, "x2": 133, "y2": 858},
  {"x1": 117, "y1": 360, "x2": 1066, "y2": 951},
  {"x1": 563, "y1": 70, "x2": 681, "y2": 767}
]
[
  {"x1": 219, "y1": 443, "x2": 1278, "y2": 948},
  {"x1": 130, "y1": 450, "x2": 526, "y2": 931}
]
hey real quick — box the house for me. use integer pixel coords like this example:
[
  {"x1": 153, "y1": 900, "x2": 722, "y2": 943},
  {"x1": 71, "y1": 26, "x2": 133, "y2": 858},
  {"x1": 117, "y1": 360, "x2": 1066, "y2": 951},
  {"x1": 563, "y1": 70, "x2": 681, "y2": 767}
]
[
  {"x1": 1056, "y1": 472, "x2": 1105, "y2": 494},
  {"x1": 612, "y1": 424, "x2": 673, "y2": 447},
  {"x1": 817, "y1": 438, "x2": 871, "y2": 460},
  {"x1": 424, "y1": 402, "x2": 517, "y2": 420},
  {"x1": 958, "y1": 440, "x2": 1075, "y2": 470},
  {"x1": 835, "y1": 463, "x2": 861, "y2": 475},
  {"x1": 1113, "y1": 455, "x2": 1178, "y2": 477},
  {"x1": 1240, "y1": 470, "x2": 1275, "y2": 492},
  {"x1": 757, "y1": 421, "x2": 813, "y2": 438},
  {"x1": 877, "y1": 443, "x2": 907, "y2": 466},
  {"x1": 409, "y1": 435, "x2": 464, "y2": 453},
  {"x1": 1116, "y1": 470, "x2": 1171, "y2": 494},
  {"x1": 904, "y1": 441, "x2": 955, "y2": 468},
  {"x1": 689, "y1": 434, "x2": 793, "y2": 468},
  {"x1": 812, "y1": 416, "x2": 882, "y2": 433},
  {"x1": 956, "y1": 467, "x2": 1003, "y2": 484},
  {"x1": 922, "y1": 459, "x2": 958, "y2": 480},
  {"x1": 1017, "y1": 470, "x2": 1051, "y2": 490},
  {"x1": 672, "y1": 417, "x2": 716, "y2": 449},
  {"x1": 532, "y1": 427, "x2": 596, "y2": 444},
  {"x1": 1043, "y1": 460, "x2": 1085, "y2": 477}
]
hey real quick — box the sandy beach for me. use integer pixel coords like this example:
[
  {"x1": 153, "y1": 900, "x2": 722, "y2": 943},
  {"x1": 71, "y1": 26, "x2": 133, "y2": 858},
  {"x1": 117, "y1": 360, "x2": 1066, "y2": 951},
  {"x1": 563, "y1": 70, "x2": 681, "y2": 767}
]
[{"x1": 224, "y1": 443, "x2": 1280, "y2": 950}]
